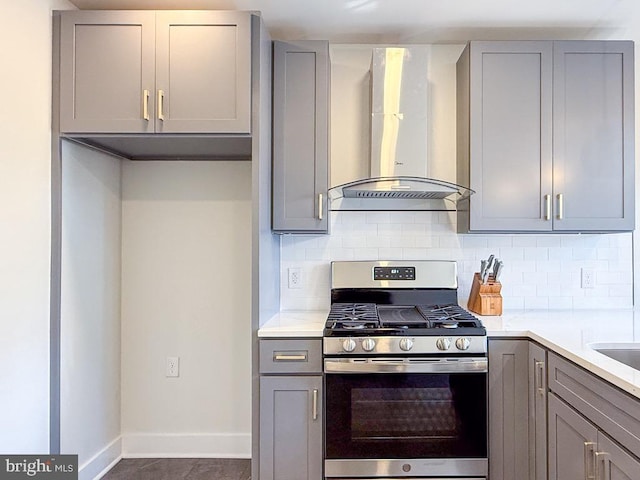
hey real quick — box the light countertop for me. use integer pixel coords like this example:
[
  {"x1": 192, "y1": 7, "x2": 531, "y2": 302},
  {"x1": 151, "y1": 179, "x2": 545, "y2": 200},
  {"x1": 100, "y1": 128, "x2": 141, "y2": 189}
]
[{"x1": 258, "y1": 308, "x2": 640, "y2": 399}]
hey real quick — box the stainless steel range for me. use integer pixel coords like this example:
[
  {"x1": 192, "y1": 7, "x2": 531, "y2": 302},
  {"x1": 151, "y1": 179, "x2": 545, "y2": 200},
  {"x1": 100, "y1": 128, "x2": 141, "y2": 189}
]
[{"x1": 323, "y1": 260, "x2": 488, "y2": 480}]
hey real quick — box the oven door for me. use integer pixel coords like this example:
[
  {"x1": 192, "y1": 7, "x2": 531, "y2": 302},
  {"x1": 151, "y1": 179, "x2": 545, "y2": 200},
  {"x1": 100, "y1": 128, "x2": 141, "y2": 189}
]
[{"x1": 324, "y1": 357, "x2": 488, "y2": 478}]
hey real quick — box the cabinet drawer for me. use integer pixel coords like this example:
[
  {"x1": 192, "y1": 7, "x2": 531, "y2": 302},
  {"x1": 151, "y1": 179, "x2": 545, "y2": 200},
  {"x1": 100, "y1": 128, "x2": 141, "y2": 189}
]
[
  {"x1": 548, "y1": 352, "x2": 640, "y2": 458},
  {"x1": 260, "y1": 339, "x2": 322, "y2": 374}
]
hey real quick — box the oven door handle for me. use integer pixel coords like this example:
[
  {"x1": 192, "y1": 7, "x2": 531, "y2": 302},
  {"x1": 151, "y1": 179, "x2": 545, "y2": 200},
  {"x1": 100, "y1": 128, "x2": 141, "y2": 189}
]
[{"x1": 324, "y1": 357, "x2": 488, "y2": 374}]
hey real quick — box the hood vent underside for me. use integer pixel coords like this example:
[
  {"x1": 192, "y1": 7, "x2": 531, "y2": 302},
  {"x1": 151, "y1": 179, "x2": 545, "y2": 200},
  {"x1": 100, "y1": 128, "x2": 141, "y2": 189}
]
[{"x1": 329, "y1": 176, "x2": 474, "y2": 206}]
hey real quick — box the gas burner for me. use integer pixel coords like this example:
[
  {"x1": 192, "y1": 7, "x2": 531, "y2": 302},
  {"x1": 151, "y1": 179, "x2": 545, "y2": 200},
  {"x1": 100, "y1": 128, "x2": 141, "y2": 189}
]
[{"x1": 437, "y1": 320, "x2": 459, "y2": 329}]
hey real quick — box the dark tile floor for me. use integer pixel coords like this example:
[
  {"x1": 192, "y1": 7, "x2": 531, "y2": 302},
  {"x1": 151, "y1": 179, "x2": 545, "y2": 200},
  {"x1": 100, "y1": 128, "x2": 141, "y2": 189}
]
[{"x1": 101, "y1": 458, "x2": 251, "y2": 480}]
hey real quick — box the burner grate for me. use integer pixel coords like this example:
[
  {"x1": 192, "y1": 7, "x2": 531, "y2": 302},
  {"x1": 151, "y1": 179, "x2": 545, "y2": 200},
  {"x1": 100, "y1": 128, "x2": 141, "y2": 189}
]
[
  {"x1": 417, "y1": 304, "x2": 482, "y2": 329},
  {"x1": 327, "y1": 303, "x2": 380, "y2": 330}
]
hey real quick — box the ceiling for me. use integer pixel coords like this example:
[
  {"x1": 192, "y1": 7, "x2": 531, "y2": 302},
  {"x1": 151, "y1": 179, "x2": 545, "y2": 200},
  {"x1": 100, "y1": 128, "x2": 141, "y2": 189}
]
[{"x1": 68, "y1": 0, "x2": 640, "y2": 43}]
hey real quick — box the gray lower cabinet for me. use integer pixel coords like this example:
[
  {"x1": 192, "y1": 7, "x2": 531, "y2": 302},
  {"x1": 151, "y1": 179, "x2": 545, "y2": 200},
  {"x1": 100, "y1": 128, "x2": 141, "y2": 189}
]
[
  {"x1": 548, "y1": 352, "x2": 640, "y2": 480},
  {"x1": 59, "y1": 10, "x2": 251, "y2": 134},
  {"x1": 488, "y1": 339, "x2": 530, "y2": 480},
  {"x1": 272, "y1": 40, "x2": 329, "y2": 233},
  {"x1": 457, "y1": 40, "x2": 634, "y2": 233},
  {"x1": 529, "y1": 343, "x2": 547, "y2": 480},
  {"x1": 548, "y1": 393, "x2": 640, "y2": 480},
  {"x1": 259, "y1": 338, "x2": 323, "y2": 480},
  {"x1": 259, "y1": 376, "x2": 323, "y2": 480},
  {"x1": 548, "y1": 392, "x2": 598, "y2": 480}
]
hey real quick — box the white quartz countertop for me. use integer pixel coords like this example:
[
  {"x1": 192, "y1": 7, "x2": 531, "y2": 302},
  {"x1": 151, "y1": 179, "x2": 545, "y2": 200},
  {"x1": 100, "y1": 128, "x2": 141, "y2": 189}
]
[{"x1": 258, "y1": 308, "x2": 640, "y2": 399}]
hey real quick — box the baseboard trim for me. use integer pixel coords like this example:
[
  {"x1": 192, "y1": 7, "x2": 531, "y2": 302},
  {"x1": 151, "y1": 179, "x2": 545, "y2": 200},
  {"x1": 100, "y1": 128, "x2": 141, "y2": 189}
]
[
  {"x1": 122, "y1": 433, "x2": 251, "y2": 458},
  {"x1": 77, "y1": 436, "x2": 122, "y2": 480}
]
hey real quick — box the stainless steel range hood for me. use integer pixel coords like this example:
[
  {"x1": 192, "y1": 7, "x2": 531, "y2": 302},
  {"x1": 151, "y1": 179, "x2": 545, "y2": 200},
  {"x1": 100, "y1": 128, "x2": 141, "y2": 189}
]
[{"x1": 329, "y1": 46, "x2": 473, "y2": 206}]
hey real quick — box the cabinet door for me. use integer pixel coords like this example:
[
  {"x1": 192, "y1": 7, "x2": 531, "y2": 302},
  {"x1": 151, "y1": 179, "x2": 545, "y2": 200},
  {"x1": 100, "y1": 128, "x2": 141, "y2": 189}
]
[
  {"x1": 59, "y1": 11, "x2": 156, "y2": 133},
  {"x1": 488, "y1": 339, "x2": 530, "y2": 480},
  {"x1": 467, "y1": 42, "x2": 553, "y2": 231},
  {"x1": 272, "y1": 41, "x2": 330, "y2": 233},
  {"x1": 548, "y1": 392, "x2": 598, "y2": 480},
  {"x1": 529, "y1": 343, "x2": 547, "y2": 480},
  {"x1": 597, "y1": 433, "x2": 640, "y2": 480},
  {"x1": 260, "y1": 376, "x2": 322, "y2": 480},
  {"x1": 155, "y1": 11, "x2": 251, "y2": 133},
  {"x1": 553, "y1": 41, "x2": 635, "y2": 231}
]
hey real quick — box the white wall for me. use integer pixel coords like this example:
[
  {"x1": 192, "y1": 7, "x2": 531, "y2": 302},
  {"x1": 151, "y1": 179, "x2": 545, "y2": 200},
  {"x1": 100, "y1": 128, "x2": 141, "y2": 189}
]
[
  {"x1": 60, "y1": 140, "x2": 122, "y2": 479},
  {"x1": 0, "y1": 0, "x2": 75, "y2": 453},
  {"x1": 120, "y1": 161, "x2": 252, "y2": 457},
  {"x1": 280, "y1": 44, "x2": 634, "y2": 312}
]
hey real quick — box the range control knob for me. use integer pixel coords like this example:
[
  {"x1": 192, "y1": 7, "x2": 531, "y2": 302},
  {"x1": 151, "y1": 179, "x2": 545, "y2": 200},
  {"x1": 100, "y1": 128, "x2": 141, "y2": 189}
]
[
  {"x1": 436, "y1": 337, "x2": 452, "y2": 351},
  {"x1": 399, "y1": 338, "x2": 414, "y2": 351},
  {"x1": 455, "y1": 337, "x2": 471, "y2": 351},
  {"x1": 362, "y1": 338, "x2": 377, "y2": 352},
  {"x1": 342, "y1": 338, "x2": 357, "y2": 352}
]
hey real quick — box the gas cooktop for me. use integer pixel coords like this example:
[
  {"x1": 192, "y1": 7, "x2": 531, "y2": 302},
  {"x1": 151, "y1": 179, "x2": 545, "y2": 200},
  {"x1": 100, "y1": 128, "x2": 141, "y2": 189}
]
[{"x1": 324, "y1": 302, "x2": 485, "y2": 337}]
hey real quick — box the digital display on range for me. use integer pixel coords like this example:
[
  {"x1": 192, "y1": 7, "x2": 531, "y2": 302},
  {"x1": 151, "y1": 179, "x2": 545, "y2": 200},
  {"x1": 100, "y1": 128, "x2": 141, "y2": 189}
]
[{"x1": 373, "y1": 266, "x2": 416, "y2": 280}]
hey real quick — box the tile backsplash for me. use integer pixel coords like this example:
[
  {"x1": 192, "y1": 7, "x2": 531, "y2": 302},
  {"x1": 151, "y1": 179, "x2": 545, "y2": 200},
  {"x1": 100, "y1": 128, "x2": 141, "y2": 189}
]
[{"x1": 280, "y1": 211, "x2": 633, "y2": 311}]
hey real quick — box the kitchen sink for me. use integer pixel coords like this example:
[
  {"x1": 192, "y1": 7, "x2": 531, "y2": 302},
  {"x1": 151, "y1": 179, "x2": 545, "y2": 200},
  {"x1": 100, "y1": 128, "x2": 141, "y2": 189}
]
[{"x1": 590, "y1": 342, "x2": 640, "y2": 371}]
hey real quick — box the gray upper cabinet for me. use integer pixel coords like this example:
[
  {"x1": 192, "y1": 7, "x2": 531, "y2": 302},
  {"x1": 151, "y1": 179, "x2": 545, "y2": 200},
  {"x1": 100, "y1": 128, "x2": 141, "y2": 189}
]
[
  {"x1": 59, "y1": 10, "x2": 251, "y2": 134},
  {"x1": 457, "y1": 41, "x2": 553, "y2": 232},
  {"x1": 60, "y1": 11, "x2": 156, "y2": 133},
  {"x1": 155, "y1": 11, "x2": 251, "y2": 133},
  {"x1": 552, "y1": 41, "x2": 634, "y2": 232},
  {"x1": 457, "y1": 40, "x2": 634, "y2": 233},
  {"x1": 272, "y1": 40, "x2": 329, "y2": 233}
]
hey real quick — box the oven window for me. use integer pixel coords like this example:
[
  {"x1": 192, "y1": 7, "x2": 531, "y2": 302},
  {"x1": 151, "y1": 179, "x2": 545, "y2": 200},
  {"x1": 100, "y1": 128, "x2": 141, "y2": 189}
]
[{"x1": 325, "y1": 373, "x2": 487, "y2": 459}]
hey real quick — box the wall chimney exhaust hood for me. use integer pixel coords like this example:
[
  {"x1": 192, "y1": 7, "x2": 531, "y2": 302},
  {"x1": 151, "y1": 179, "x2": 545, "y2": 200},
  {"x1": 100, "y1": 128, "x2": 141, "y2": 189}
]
[{"x1": 329, "y1": 46, "x2": 473, "y2": 209}]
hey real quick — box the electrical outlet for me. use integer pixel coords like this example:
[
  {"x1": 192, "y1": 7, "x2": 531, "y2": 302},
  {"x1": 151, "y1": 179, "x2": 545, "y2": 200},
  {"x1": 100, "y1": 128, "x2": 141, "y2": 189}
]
[
  {"x1": 166, "y1": 356, "x2": 179, "y2": 377},
  {"x1": 288, "y1": 267, "x2": 302, "y2": 289},
  {"x1": 581, "y1": 268, "x2": 595, "y2": 289}
]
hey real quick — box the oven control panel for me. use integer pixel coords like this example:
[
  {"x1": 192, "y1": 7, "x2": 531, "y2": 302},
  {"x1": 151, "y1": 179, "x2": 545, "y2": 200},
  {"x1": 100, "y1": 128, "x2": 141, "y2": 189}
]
[
  {"x1": 324, "y1": 336, "x2": 487, "y2": 355},
  {"x1": 373, "y1": 266, "x2": 415, "y2": 280}
]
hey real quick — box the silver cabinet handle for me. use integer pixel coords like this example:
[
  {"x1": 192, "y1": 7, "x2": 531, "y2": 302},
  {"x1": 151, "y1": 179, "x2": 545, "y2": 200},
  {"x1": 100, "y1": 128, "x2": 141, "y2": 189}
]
[
  {"x1": 273, "y1": 352, "x2": 308, "y2": 362},
  {"x1": 312, "y1": 389, "x2": 318, "y2": 421},
  {"x1": 535, "y1": 360, "x2": 545, "y2": 395},
  {"x1": 143, "y1": 89, "x2": 150, "y2": 121},
  {"x1": 318, "y1": 193, "x2": 323, "y2": 220},
  {"x1": 595, "y1": 452, "x2": 610, "y2": 480},
  {"x1": 544, "y1": 194, "x2": 551, "y2": 221},
  {"x1": 584, "y1": 442, "x2": 596, "y2": 480},
  {"x1": 158, "y1": 89, "x2": 165, "y2": 121},
  {"x1": 557, "y1": 193, "x2": 564, "y2": 220}
]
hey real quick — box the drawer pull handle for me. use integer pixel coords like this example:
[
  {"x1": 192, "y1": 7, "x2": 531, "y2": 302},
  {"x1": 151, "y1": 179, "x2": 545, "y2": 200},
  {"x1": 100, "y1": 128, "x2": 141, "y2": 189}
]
[
  {"x1": 158, "y1": 89, "x2": 165, "y2": 121},
  {"x1": 273, "y1": 353, "x2": 308, "y2": 362},
  {"x1": 312, "y1": 389, "x2": 318, "y2": 420},
  {"x1": 318, "y1": 193, "x2": 323, "y2": 220},
  {"x1": 595, "y1": 452, "x2": 610, "y2": 480},
  {"x1": 143, "y1": 89, "x2": 150, "y2": 121},
  {"x1": 557, "y1": 193, "x2": 564, "y2": 220},
  {"x1": 535, "y1": 360, "x2": 545, "y2": 395},
  {"x1": 584, "y1": 442, "x2": 596, "y2": 480},
  {"x1": 544, "y1": 194, "x2": 551, "y2": 221}
]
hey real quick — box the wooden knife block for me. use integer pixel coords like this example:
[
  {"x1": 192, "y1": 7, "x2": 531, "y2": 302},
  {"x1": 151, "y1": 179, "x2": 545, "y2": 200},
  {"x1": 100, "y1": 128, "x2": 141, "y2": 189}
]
[{"x1": 467, "y1": 272, "x2": 503, "y2": 316}]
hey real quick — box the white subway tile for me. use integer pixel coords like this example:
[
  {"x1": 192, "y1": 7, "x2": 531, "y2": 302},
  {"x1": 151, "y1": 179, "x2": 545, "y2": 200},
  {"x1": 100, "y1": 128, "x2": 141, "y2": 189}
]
[
  {"x1": 503, "y1": 296, "x2": 525, "y2": 310},
  {"x1": 342, "y1": 236, "x2": 368, "y2": 248},
  {"x1": 366, "y1": 236, "x2": 391, "y2": 248},
  {"x1": 402, "y1": 248, "x2": 430, "y2": 260},
  {"x1": 378, "y1": 248, "x2": 404, "y2": 259},
  {"x1": 524, "y1": 297, "x2": 549, "y2": 309},
  {"x1": 512, "y1": 236, "x2": 538, "y2": 247},
  {"x1": 401, "y1": 223, "x2": 428, "y2": 235},
  {"x1": 498, "y1": 247, "x2": 525, "y2": 261},
  {"x1": 524, "y1": 247, "x2": 549, "y2": 261},
  {"x1": 390, "y1": 236, "x2": 417, "y2": 248},
  {"x1": 353, "y1": 248, "x2": 379, "y2": 260},
  {"x1": 548, "y1": 297, "x2": 573, "y2": 309},
  {"x1": 597, "y1": 271, "x2": 632, "y2": 285},
  {"x1": 461, "y1": 236, "x2": 488, "y2": 248},
  {"x1": 536, "y1": 236, "x2": 562, "y2": 247},
  {"x1": 366, "y1": 211, "x2": 391, "y2": 224},
  {"x1": 389, "y1": 211, "x2": 417, "y2": 224}
]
